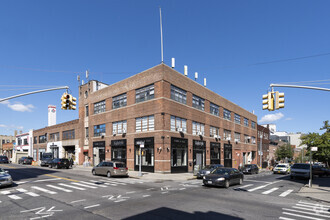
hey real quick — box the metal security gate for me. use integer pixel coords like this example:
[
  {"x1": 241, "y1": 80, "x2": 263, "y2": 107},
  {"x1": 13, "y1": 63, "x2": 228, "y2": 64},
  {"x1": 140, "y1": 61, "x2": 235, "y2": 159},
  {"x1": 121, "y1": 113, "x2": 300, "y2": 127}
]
[{"x1": 224, "y1": 144, "x2": 232, "y2": 168}]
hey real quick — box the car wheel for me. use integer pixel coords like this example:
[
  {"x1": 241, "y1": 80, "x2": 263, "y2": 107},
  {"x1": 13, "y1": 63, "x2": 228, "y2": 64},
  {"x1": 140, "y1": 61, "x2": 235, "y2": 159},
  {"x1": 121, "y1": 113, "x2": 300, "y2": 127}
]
[
  {"x1": 239, "y1": 178, "x2": 243, "y2": 185},
  {"x1": 224, "y1": 180, "x2": 230, "y2": 188},
  {"x1": 92, "y1": 170, "x2": 96, "y2": 176},
  {"x1": 107, "y1": 171, "x2": 111, "y2": 178}
]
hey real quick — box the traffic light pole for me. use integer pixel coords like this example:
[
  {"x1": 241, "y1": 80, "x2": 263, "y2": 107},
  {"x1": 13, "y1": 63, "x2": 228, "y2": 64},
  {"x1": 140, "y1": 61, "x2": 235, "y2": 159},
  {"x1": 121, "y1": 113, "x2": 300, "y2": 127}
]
[
  {"x1": 270, "y1": 84, "x2": 330, "y2": 92},
  {"x1": 0, "y1": 86, "x2": 69, "y2": 103}
]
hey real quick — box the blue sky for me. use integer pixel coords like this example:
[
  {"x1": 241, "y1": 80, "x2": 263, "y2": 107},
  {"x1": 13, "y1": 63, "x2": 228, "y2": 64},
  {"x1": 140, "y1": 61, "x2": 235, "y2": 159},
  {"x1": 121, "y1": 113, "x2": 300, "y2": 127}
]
[{"x1": 0, "y1": 0, "x2": 329, "y2": 136}]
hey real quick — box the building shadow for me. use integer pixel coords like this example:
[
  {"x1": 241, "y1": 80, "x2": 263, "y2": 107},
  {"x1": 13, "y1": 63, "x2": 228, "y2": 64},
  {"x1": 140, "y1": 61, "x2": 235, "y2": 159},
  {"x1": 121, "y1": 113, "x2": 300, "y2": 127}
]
[{"x1": 123, "y1": 207, "x2": 244, "y2": 220}]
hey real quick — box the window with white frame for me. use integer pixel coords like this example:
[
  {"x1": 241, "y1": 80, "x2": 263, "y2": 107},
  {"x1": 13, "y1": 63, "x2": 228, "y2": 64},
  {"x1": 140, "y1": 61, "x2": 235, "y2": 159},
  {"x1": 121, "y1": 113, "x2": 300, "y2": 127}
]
[
  {"x1": 244, "y1": 118, "x2": 249, "y2": 127},
  {"x1": 223, "y1": 109, "x2": 231, "y2": 120},
  {"x1": 244, "y1": 135, "x2": 250, "y2": 143},
  {"x1": 251, "y1": 121, "x2": 256, "y2": 129},
  {"x1": 234, "y1": 132, "x2": 241, "y2": 142},
  {"x1": 135, "y1": 84, "x2": 154, "y2": 103},
  {"x1": 192, "y1": 121, "x2": 205, "y2": 135},
  {"x1": 136, "y1": 115, "x2": 154, "y2": 132},
  {"x1": 192, "y1": 95, "x2": 205, "y2": 111},
  {"x1": 170, "y1": 116, "x2": 187, "y2": 132},
  {"x1": 112, "y1": 120, "x2": 127, "y2": 135},
  {"x1": 210, "y1": 103, "x2": 219, "y2": 116},
  {"x1": 210, "y1": 126, "x2": 219, "y2": 137},
  {"x1": 94, "y1": 100, "x2": 106, "y2": 114},
  {"x1": 251, "y1": 136, "x2": 256, "y2": 144},
  {"x1": 85, "y1": 127, "x2": 89, "y2": 138},
  {"x1": 112, "y1": 93, "x2": 127, "y2": 109},
  {"x1": 223, "y1": 129, "x2": 231, "y2": 140},
  {"x1": 234, "y1": 114, "x2": 241, "y2": 124},
  {"x1": 171, "y1": 85, "x2": 187, "y2": 104},
  {"x1": 94, "y1": 124, "x2": 105, "y2": 137}
]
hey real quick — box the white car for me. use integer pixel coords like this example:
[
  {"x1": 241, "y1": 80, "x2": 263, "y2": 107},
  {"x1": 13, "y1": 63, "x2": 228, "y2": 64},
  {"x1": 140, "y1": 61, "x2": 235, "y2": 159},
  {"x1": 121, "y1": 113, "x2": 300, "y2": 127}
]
[
  {"x1": 273, "y1": 163, "x2": 290, "y2": 174},
  {"x1": 0, "y1": 168, "x2": 13, "y2": 187}
]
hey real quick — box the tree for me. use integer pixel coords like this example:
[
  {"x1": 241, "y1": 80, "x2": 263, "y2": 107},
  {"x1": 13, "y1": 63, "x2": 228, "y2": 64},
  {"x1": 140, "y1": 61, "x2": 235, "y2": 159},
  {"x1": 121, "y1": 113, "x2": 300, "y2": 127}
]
[{"x1": 275, "y1": 144, "x2": 293, "y2": 161}]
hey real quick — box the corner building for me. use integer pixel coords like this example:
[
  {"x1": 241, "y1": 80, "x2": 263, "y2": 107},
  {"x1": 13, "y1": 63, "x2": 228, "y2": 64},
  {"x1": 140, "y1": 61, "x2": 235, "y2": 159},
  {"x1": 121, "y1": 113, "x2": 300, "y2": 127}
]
[{"x1": 78, "y1": 64, "x2": 258, "y2": 173}]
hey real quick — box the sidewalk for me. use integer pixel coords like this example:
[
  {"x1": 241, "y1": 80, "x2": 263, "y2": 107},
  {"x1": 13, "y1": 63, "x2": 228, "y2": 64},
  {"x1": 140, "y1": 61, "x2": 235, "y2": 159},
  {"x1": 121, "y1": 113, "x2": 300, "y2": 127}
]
[{"x1": 298, "y1": 177, "x2": 330, "y2": 203}]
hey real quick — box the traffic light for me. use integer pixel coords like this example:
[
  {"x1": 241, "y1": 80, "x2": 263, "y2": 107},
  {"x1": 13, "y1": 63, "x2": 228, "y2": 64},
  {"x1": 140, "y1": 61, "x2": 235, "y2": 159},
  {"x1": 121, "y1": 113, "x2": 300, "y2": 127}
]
[
  {"x1": 262, "y1": 92, "x2": 274, "y2": 111},
  {"x1": 69, "y1": 95, "x2": 77, "y2": 110},
  {"x1": 275, "y1": 91, "x2": 285, "y2": 109},
  {"x1": 61, "y1": 93, "x2": 69, "y2": 110}
]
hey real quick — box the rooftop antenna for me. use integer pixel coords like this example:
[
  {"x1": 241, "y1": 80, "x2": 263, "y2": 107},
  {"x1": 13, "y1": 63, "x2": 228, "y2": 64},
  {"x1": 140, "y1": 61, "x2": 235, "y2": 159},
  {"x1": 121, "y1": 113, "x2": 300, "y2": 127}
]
[
  {"x1": 204, "y1": 77, "x2": 207, "y2": 87},
  {"x1": 159, "y1": 7, "x2": 164, "y2": 64},
  {"x1": 86, "y1": 70, "x2": 89, "y2": 81},
  {"x1": 184, "y1": 65, "x2": 188, "y2": 76},
  {"x1": 195, "y1": 72, "x2": 198, "y2": 81},
  {"x1": 77, "y1": 75, "x2": 81, "y2": 86},
  {"x1": 171, "y1": 58, "x2": 175, "y2": 68}
]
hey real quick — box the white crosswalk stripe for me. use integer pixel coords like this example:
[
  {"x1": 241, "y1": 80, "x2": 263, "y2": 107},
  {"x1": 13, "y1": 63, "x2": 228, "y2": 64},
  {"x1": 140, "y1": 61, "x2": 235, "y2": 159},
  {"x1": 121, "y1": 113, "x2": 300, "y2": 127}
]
[
  {"x1": 279, "y1": 190, "x2": 293, "y2": 197},
  {"x1": 16, "y1": 188, "x2": 40, "y2": 197},
  {"x1": 71, "y1": 182, "x2": 98, "y2": 189},
  {"x1": 100, "y1": 179, "x2": 126, "y2": 185},
  {"x1": 262, "y1": 187, "x2": 279, "y2": 195},
  {"x1": 0, "y1": 191, "x2": 11, "y2": 195},
  {"x1": 80, "y1": 181, "x2": 107, "y2": 188},
  {"x1": 234, "y1": 184, "x2": 254, "y2": 189},
  {"x1": 47, "y1": 185, "x2": 73, "y2": 192},
  {"x1": 58, "y1": 183, "x2": 86, "y2": 191},
  {"x1": 8, "y1": 195, "x2": 22, "y2": 200},
  {"x1": 280, "y1": 201, "x2": 330, "y2": 220},
  {"x1": 90, "y1": 180, "x2": 118, "y2": 186},
  {"x1": 31, "y1": 186, "x2": 57, "y2": 195}
]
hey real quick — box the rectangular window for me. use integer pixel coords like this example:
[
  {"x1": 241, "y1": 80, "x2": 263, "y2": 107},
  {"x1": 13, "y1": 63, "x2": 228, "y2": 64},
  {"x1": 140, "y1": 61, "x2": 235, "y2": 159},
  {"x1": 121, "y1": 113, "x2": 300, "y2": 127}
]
[
  {"x1": 85, "y1": 127, "x2": 89, "y2": 138},
  {"x1": 244, "y1": 118, "x2": 249, "y2": 127},
  {"x1": 18, "y1": 138, "x2": 22, "y2": 145},
  {"x1": 251, "y1": 121, "x2": 256, "y2": 129},
  {"x1": 49, "y1": 132, "x2": 60, "y2": 142},
  {"x1": 85, "y1": 105, "x2": 89, "y2": 117},
  {"x1": 192, "y1": 121, "x2": 205, "y2": 136},
  {"x1": 62, "y1": 130, "x2": 75, "y2": 140},
  {"x1": 93, "y1": 124, "x2": 105, "y2": 137},
  {"x1": 34, "y1": 136, "x2": 38, "y2": 144},
  {"x1": 23, "y1": 139, "x2": 28, "y2": 145},
  {"x1": 244, "y1": 135, "x2": 250, "y2": 143},
  {"x1": 234, "y1": 114, "x2": 241, "y2": 124},
  {"x1": 223, "y1": 129, "x2": 231, "y2": 141},
  {"x1": 210, "y1": 103, "x2": 219, "y2": 116},
  {"x1": 135, "y1": 84, "x2": 154, "y2": 103},
  {"x1": 94, "y1": 100, "x2": 106, "y2": 114},
  {"x1": 112, "y1": 93, "x2": 127, "y2": 109},
  {"x1": 170, "y1": 116, "x2": 187, "y2": 132},
  {"x1": 112, "y1": 120, "x2": 127, "y2": 135},
  {"x1": 223, "y1": 109, "x2": 231, "y2": 120},
  {"x1": 38, "y1": 135, "x2": 47, "y2": 143},
  {"x1": 251, "y1": 136, "x2": 256, "y2": 144},
  {"x1": 234, "y1": 132, "x2": 241, "y2": 142},
  {"x1": 171, "y1": 85, "x2": 187, "y2": 104},
  {"x1": 210, "y1": 126, "x2": 219, "y2": 137},
  {"x1": 136, "y1": 115, "x2": 154, "y2": 132},
  {"x1": 192, "y1": 95, "x2": 205, "y2": 111}
]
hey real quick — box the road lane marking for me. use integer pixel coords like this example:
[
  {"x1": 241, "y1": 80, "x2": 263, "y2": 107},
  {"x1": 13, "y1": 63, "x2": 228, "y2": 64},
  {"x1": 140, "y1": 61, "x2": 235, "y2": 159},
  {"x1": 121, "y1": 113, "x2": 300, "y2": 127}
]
[
  {"x1": 279, "y1": 217, "x2": 296, "y2": 220},
  {"x1": 70, "y1": 199, "x2": 86, "y2": 204},
  {"x1": 296, "y1": 203, "x2": 330, "y2": 210},
  {"x1": 0, "y1": 164, "x2": 17, "y2": 169},
  {"x1": 99, "y1": 179, "x2": 126, "y2": 185},
  {"x1": 16, "y1": 181, "x2": 28, "y2": 185},
  {"x1": 179, "y1": 188, "x2": 186, "y2": 190},
  {"x1": 80, "y1": 181, "x2": 107, "y2": 188},
  {"x1": 47, "y1": 185, "x2": 73, "y2": 192},
  {"x1": 146, "y1": 188, "x2": 155, "y2": 191},
  {"x1": 8, "y1": 195, "x2": 22, "y2": 200},
  {"x1": 31, "y1": 186, "x2": 57, "y2": 195},
  {"x1": 16, "y1": 188, "x2": 40, "y2": 197},
  {"x1": 292, "y1": 206, "x2": 330, "y2": 214},
  {"x1": 299, "y1": 201, "x2": 330, "y2": 208},
  {"x1": 34, "y1": 178, "x2": 60, "y2": 183},
  {"x1": 279, "y1": 189, "x2": 294, "y2": 197},
  {"x1": 126, "y1": 191, "x2": 136, "y2": 194},
  {"x1": 58, "y1": 183, "x2": 86, "y2": 190},
  {"x1": 84, "y1": 204, "x2": 100, "y2": 209},
  {"x1": 89, "y1": 180, "x2": 117, "y2": 186},
  {"x1": 71, "y1": 182, "x2": 97, "y2": 189},
  {"x1": 282, "y1": 208, "x2": 330, "y2": 218},
  {"x1": 247, "y1": 180, "x2": 282, "y2": 192},
  {"x1": 234, "y1": 184, "x2": 253, "y2": 189},
  {"x1": 282, "y1": 212, "x2": 325, "y2": 220},
  {"x1": 44, "y1": 174, "x2": 79, "y2": 182},
  {"x1": 0, "y1": 191, "x2": 11, "y2": 195},
  {"x1": 142, "y1": 195, "x2": 150, "y2": 197},
  {"x1": 244, "y1": 180, "x2": 271, "y2": 183},
  {"x1": 262, "y1": 187, "x2": 279, "y2": 195}
]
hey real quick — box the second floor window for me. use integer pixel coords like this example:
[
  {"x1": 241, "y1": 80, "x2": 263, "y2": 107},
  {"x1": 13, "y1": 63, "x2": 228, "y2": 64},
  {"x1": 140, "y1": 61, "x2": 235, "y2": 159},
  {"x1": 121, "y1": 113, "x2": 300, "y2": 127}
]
[
  {"x1": 39, "y1": 135, "x2": 47, "y2": 143},
  {"x1": 244, "y1": 135, "x2": 250, "y2": 143},
  {"x1": 136, "y1": 115, "x2": 154, "y2": 132},
  {"x1": 223, "y1": 129, "x2": 231, "y2": 141},
  {"x1": 192, "y1": 121, "x2": 205, "y2": 136},
  {"x1": 136, "y1": 84, "x2": 154, "y2": 103},
  {"x1": 251, "y1": 121, "x2": 256, "y2": 129},
  {"x1": 94, "y1": 100, "x2": 106, "y2": 114},
  {"x1": 210, "y1": 103, "x2": 219, "y2": 116},
  {"x1": 23, "y1": 139, "x2": 28, "y2": 145},
  {"x1": 34, "y1": 136, "x2": 37, "y2": 144},
  {"x1": 251, "y1": 136, "x2": 256, "y2": 144},
  {"x1": 112, "y1": 93, "x2": 127, "y2": 109},
  {"x1": 171, "y1": 85, "x2": 187, "y2": 104},
  {"x1": 244, "y1": 118, "x2": 249, "y2": 127},
  {"x1": 210, "y1": 126, "x2": 219, "y2": 137},
  {"x1": 113, "y1": 120, "x2": 127, "y2": 135},
  {"x1": 234, "y1": 114, "x2": 241, "y2": 124},
  {"x1": 234, "y1": 132, "x2": 241, "y2": 142},
  {"x1": 223, "y1": 109, "x2": 231, "y2": 120},
  {"x1": 192, "y1": 95, "x2": 204, "y2": 111},
  {"x1": 85, "y1": 127, "x2": 89, "y2": 138},
  {"x1": 94, "y1": 124, "x2": 105, "y2": 137},
  {"x1": 49, "y1": 133, "x2": 60, "y2": 142},
  {"x1": 170, "y1": 116, "x2": 187, "y2": 132},
  {"x1": 63, "y1": 130, "x2": 75, "y2": 140},
  {"x1": 85, "y1": 105, "x2": 89, "y2": 117}
]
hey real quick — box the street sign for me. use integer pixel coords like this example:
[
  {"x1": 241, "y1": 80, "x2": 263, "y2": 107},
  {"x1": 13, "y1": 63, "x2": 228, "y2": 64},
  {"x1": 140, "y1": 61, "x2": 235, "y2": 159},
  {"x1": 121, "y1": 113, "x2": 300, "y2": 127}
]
[
  {"x1": 140, "y1": 144, "x2": 144, "y2": 148},
  {"x1": 311, "y1": 147, "x2": 318, "y2": 151}
]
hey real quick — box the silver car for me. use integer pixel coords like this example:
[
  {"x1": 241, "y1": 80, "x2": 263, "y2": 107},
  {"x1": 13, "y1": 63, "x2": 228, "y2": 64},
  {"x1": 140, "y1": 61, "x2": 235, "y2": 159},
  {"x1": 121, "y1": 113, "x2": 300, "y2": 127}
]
[
  {"x1": 0, "y1": 168, "x2": 13, "y2": 187},
  {"x1": 92, "y1": 161, "x2": 128, "y2": 178}
]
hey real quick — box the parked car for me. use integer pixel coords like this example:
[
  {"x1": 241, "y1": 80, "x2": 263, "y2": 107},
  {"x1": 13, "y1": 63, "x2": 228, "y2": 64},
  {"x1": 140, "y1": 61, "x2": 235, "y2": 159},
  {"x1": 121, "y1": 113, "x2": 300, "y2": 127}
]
[
  {"x1": 48, "y1": 158, "x2": 70, "y2": 169},
  {"x1": 18, "y1": 157, "x2": 33, "y2": 165},
  {"x1": 196, "y1": 164, "x2": 224, "y2": 179},
  {"x1": 0, "y1": 156, "x2": 9, "y2": 164},
  {"x1": 273, "y1": 163, "x2": 291, "y2": 174},
  {"x1": 312, "y1": 165, "x2": 326, "y2": 177},
  {"x1": 242, "y1": 164, "x2": 259, "y2": 174},
  {"x1": 290, "y1": 163, "x2": 310, "y2": 179},
  {"x1": 92, "y1": 161, "x2": 128, "y2": 178},
  {"x1": 0, "y1": 168, "x2": 13, "y2": 187},
  {"x1": 203, "y1": 167, "x2": 244, "y2": 188},
  {"x1": 40, "y1": 152, "x2": 54, "y2": 167}
]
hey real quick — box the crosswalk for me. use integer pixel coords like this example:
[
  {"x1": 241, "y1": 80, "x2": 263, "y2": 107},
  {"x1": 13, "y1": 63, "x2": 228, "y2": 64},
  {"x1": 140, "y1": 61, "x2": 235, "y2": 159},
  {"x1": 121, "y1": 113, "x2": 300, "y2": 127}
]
[
  {"x1": 279, "y1": 201, "x2": 330, "y2": 220},
  {"x1": 0, "y1": 178, "x2": 147, "y2": 201}
]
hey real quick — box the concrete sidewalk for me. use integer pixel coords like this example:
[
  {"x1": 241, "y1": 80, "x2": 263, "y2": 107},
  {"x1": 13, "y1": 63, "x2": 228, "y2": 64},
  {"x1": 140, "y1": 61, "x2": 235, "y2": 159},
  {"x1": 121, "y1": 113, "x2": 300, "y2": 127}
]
[{"x1": 298, "y1": 177, "x2": 330, "y2": 203}]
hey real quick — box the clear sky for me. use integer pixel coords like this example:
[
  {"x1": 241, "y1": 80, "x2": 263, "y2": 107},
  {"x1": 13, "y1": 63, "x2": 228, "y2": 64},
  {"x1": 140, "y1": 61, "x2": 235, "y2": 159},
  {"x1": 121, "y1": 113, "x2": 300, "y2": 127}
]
[{"x1": 0, "y1": 0, "x2": 329, "y2": 136}]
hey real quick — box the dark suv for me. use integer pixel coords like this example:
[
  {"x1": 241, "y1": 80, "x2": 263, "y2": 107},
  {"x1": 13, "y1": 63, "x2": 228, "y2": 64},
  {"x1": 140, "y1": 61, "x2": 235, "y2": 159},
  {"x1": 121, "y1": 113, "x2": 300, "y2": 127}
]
[
  {"x1": 0, "y1": 156, "x2": 9, "y2": 164},
  {"x1": 49, "y1": 158, "x2": 70, "y2": 169},
  {"x1": 242, "y1": 164, "x2": 259, "y2": 174},
  {"x1": 18, "y1": 157, "x2": 33, "y2": 165}
]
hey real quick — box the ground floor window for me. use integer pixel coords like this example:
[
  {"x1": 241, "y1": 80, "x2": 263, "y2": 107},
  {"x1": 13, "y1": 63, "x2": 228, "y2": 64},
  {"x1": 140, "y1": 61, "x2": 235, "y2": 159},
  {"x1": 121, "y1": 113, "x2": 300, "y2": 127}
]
[
  {"x1": 134, "y1": 137, "x2": 154, "y2": 172},
  {"x1": 210, "y1": 142, "x2": 220, "y2": 164},
  {"x1": 111, "y1": 139, "x2": 127, "y2": 165},
  {"x1": 171, "y1": 138, "x2": 188, "y2": 173},
  {"x1": 193, "y1": 140, "x2": 206, "y2": 168}
]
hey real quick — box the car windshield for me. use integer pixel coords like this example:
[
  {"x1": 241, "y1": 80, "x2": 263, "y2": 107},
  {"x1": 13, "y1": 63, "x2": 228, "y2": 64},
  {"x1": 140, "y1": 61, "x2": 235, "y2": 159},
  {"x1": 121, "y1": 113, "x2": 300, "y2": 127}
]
[
  {"x1": 202, "y1": 165, "x2": 212, "y2": 169},
  {"x1": 211, "y1": 168, "x2": 230, "y2": 175},
  {"x1": 277, "y1": 165, "x2": 286, "y2": 168},
  {"x1": 43, "y1": 155, "x2": 52, "y2": 159},
  {"x1": 244, "y1": 165, "x2": 252, "y2": 168},
  {"x1": 292, "y1": 164, "x2": 310, "y2": 169},
  {"x1": 115, "y1": 163, "x2": 125, "y2": 168}
]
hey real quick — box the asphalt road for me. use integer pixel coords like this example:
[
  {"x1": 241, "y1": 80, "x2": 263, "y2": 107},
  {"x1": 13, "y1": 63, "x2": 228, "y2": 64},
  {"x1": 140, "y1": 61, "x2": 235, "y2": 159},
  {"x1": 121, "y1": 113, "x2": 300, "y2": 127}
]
[{"x1": 0, "y1": 164, "x2": 329, "y2": 220}]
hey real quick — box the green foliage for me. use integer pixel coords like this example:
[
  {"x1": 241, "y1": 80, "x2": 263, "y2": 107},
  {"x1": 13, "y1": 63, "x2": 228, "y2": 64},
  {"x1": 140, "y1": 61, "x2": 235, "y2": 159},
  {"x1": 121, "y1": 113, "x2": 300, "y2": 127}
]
[{"x1": 275, "y1": 143, "x2": 293, "y2": 161}]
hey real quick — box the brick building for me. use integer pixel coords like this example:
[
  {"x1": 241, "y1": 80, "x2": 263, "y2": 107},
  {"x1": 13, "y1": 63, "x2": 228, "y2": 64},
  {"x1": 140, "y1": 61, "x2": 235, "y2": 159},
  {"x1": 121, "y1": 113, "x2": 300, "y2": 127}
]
[
  {"x1": 77, "y1": 64, "x2": 258, "y2": 173},
  {"x1": 257, "y1": 124, "x2": 270, "y2": 168}
]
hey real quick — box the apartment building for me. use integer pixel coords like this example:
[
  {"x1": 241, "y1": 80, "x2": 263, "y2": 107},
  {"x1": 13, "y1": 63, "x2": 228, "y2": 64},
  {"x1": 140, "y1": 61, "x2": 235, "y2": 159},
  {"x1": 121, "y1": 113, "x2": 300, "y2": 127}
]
[{"x1": 77, "y1": 64, "x2": 257, "y2": 173}]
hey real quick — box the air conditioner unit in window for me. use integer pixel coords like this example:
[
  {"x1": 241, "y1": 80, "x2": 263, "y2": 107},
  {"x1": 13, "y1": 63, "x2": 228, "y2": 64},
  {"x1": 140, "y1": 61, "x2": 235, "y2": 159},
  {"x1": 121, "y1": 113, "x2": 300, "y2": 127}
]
[
  {"x1": 197, "y1": 131, "x2": 203, "y2": 136},
  {"x1": 113, "y1": 132, "x2": 116, "y2": 136},
  {"x1": 226, "y1": 137, "x2": 231, "y2": 141},
  {"x1": 123, "y1": 128, "x2": 126, "y2": 134},
  {"x1": 213, "y1": 134, "x2": 218, "y2": 138},
  {"x1": 177, "y1": 128, "x2": 183, "y2": 132},
  {"x1": 247, "y1": 136, "x2": 251, "y2": 139}
]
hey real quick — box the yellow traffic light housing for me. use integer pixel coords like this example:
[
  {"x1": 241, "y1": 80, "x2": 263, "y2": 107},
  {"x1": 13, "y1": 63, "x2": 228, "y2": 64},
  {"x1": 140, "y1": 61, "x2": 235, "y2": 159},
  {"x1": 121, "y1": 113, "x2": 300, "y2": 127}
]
[
  {"x1": 61, "y1": 93, "x2": 69, "y2": 110},
  {"x1": 69, "y1": 95, "x2": 77, "y2": 110},
  {"x1": 262, "y1": 92, "x2": 274, "y2": 111},
  {"x1": 275, "y1": 91, "x2": 285, "y2": 109}
]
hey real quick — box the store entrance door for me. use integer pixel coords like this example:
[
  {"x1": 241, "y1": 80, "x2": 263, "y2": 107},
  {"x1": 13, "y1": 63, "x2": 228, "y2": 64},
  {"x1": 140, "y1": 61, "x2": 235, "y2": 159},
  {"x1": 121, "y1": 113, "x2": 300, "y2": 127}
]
[
  {"x1": 93, "y1": 141, "x2": 105, "y2": 166},
  {"x1": 224, "y1": 144, "x2": 232, "y2": 168}
]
